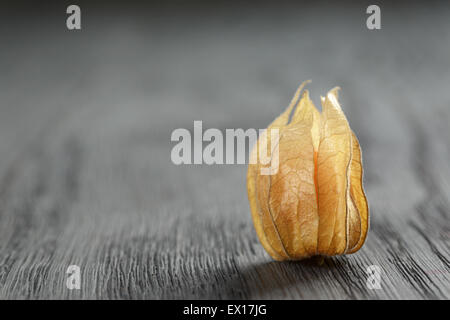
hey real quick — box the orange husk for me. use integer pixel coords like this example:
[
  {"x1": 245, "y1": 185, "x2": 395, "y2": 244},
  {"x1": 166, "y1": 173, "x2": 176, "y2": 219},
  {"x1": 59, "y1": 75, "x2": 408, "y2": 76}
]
[{"x1": 247, "y1": 81, "x2": 369, "y2": 260}]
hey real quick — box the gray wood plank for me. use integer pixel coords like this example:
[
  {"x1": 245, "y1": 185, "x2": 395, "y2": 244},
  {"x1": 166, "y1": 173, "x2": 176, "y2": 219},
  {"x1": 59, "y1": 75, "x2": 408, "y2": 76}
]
[{"x1": 0, "y1": 2, "x2": 449, "y2": 299}]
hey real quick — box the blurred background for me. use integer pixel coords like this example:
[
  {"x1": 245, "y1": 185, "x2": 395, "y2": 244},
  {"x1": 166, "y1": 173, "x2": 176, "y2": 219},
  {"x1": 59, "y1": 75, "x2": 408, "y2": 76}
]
[{"x1": 0, "y1": 0, "x2": 449, "y2": 299}]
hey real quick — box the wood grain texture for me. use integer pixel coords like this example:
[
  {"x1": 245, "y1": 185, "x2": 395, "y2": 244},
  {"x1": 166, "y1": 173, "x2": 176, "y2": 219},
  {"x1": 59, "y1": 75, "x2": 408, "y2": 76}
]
[{"x1": 0, "y1": 2, "x2": 449, "y2": 299}]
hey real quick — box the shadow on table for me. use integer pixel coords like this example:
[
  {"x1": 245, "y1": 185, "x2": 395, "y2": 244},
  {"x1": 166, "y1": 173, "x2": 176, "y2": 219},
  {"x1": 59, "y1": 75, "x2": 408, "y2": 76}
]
[{"x1": 216, "y1": 256, "x2": 356, "y2": 299}]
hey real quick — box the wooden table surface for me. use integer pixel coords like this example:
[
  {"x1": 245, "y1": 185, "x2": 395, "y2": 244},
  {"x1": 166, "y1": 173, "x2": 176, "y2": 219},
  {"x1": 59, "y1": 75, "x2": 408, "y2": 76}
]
[{"x1": 0, "y1": 2, "x2": 449, "y2": 299}]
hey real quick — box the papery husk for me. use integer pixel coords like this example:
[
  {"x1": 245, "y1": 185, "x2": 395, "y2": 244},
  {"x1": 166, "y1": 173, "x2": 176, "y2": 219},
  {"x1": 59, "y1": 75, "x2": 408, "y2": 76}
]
[{"x1": 247, "y1": 81, "x2": 369, "y2": 260}]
